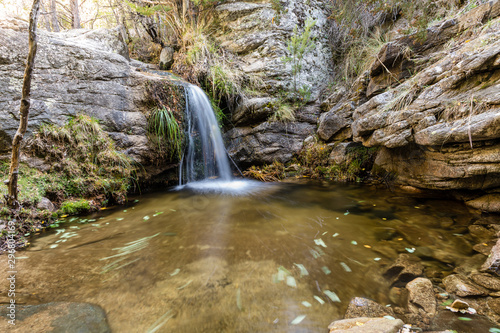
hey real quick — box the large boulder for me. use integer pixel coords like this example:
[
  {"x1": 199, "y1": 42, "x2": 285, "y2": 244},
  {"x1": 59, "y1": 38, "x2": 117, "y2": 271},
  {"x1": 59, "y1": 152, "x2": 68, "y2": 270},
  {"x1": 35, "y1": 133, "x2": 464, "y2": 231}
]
[{"x1": 0, "y1": 18, "x2": 180, "y2": 171}]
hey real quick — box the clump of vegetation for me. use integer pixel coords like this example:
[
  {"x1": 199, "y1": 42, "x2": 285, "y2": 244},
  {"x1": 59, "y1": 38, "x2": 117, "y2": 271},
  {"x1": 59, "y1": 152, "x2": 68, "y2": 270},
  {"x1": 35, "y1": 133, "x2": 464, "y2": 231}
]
[
  {"x1": 321, "y1": 145, "x2": 378, "y2": 182},
  {"x1": 295, "y1": 142, "x2": 334, "y2": 178},
  {"x1": 59, "y1": 199, "x2": 92, "y2": 215},
  {"x1": 243, "y1": 161, "x2": 286, "y2": 182},
  {"x1": 27, "y1": 114, "x2": 134, "y2": 206},
  {"x1": 148, "y1": 107, "x2": 184, "y2": 160}
]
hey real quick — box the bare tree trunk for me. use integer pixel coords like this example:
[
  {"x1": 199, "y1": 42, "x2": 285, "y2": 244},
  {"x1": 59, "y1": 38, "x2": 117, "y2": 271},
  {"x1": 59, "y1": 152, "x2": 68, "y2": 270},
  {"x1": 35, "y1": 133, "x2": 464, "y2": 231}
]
[
  {"x1": 6, "y1": 0, "x2": 41, "y2": 209},
  {"x1": 70, "y1": 0, "x2": 81, "y2": 28},
  {"x1": 49, "y1": 0, "x2": 60, "y2": 32},
  {"x1": 40, "y1": 0, "x2": 52, "y2": 31}
]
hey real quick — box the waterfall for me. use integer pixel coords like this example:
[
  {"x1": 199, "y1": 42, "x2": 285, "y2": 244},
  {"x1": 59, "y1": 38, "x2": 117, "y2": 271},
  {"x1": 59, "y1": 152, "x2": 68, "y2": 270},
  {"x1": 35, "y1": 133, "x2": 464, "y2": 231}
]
[{"x1": 179, "y1": 84, "x2": 232, "y2": 184}]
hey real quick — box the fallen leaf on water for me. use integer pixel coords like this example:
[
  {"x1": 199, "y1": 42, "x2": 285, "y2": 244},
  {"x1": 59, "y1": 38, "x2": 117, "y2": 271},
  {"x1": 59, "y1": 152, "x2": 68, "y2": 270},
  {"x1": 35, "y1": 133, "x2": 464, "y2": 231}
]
[
  {"x1": 383, "y1": 315, "x2": 395, "y2": 320},
  {"x1": 294, "y1": 263, "x2": 309, "y2": 276},
  {"x1": 291, "y1": 315, "x2": 306, "y2": 325},
  {"x1": 332, "y1": 233, "x2": 339, "y2": 237},
  {"x1": 314, "y1": 238, "x2": 327, "y2": 248},
  {"x1": 153, "y1": 212, "x2": 164, "y2": 217},
  {"x1": 405, "y1": 248, "x2": 416, "y2": 253},
  {"x1": 302, "y1": 301, "x2": 312, "y2": 308},
  {"x1": 143, "y1": 216, "x2": 150, "y2": 221},
  {"x1": 286, "y1": 276, "x2": 297, "y2": 288},
  {"x1": 236, "y1": 288, "x2": 242, "y2": 311},
  {"x1": 170, "y1": 268, "x2": 180, "y2": 276},
  {"x1": 314, "y1": 296, "x2": 325, "y2": 304},
  {"x1": 116, "y1": 218, "x2": 124, "y2": 221},
  {"x1": 351, "y1": 240, "x2": 358, "y2": 245},
  {"x1": 324, "y1": 290, "x2": 341, "y2": 302},
  {"x1": 321, "y1": 266, "x2": 331, "y2": 275},
  {"x1": 458, "y1": 317, "x2": 472, "y2": 321},
  {"x1": 364, "y1": 245, "x2": 371, "y2": 248},
  {"x1": 344, "y1": 210, "x2": 350, "y2": 216},
  {"x1": 340, "y1": 262, "x2": 352, "y2": 272}
]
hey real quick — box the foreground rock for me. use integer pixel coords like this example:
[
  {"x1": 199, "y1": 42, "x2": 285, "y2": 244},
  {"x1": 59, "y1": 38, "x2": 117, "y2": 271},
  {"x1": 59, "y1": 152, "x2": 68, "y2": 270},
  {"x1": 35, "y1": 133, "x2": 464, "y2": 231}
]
[
  {"x1": 0, "y1": 302, "x2": 110, "y2": 333},
  {"x1": 344, "y1": 297, "x2": 395, "y2": 319},
  {"x1": 328, "y1": 317, "x2": 404, "y2": 333}
]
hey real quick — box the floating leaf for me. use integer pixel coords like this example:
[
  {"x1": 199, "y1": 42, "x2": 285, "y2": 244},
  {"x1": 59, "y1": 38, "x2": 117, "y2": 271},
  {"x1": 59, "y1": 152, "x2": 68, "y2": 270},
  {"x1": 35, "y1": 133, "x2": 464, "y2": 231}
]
[
  {"x1": 143, "y1": 216, "x2": 150, "y2": 221},
  {"x1": 321, "y1": 266, "x2": 331, "y2": 275},
  {"x1": 322, "y1": 231, "x2": 328, "y2": 235},
  {"x1": 88, "y1": 219, "x2": 96, "y2": 222},
  {"x1": 340, "y1": 262, "x2": 352, "y2": 272},
  {"x1": 441, "y1": 299, "x2": 454, "y2": 306},
  {"x1": 489, "y1": 328, "x2": 500, "y2": 333},
  {"x1": 384, "y1": 315, "x2": 395, "y2": 320},
  {"x1": 277, "y1": 270, "x2": 286, "y2": 281},
  {"x1": 314, "y1": 296, "x2": 325, "y2": 304},
  {"x1": 49, "y1": 244, "x2": 59, "y2": 249},
  {"x1": 236, "y1": 288, "x2": 242, "y2": 311},
  {"x1": 458, "y1": 317, "x2": 472, "y2": 321},
  {"x1": 405, "y1": 248, "x2": 416, "y2": 253},
  {"x1": 170, "y1": 209, "x2": 176, "y2": 212},
  {"x1": 134, "y1": 200, "x2": 139, "y2": 203},
  {"x1": 177, "y1": 280, "x2": 192, "y2": 290},
  {"x1": 314, "y1": 238, "x2": 327, "y2": 248},
  {"x1": 374, "y1": 258, "x2": 381, "y2": 261},
  {"x1": 153, "y1": 212, "x2": 164, "y2": 217},
  {"x1": 344, "y1": 210, "x2": 350, "y2": 216},
  {"x1": 291, "y1": 315, "x2": 306, "y2": 325},
  {"x1": 123, "y1": 210, "x2": 128, "y2": 212},
  {"x1": 302, "y1": 301, "x2": 312, "y2": 308},
  {"x1": 286, "y1": 276, "x2": 297, "y2": 288},
  {"x1": 294, "y1": 263, "x2": 309, "y2": 276},
  {"x1": 351, "y1": 240, "x2": 358, "y2": 245},
  {"x1": 170, "y1": 268, "x2": 180, "y2": 276},
  {"x1": 324, "y1": 290, "x2": 341, "y2": 302},
  {"x1": 332, "y1": 233, "x2": 339, "y2": 237},
  {"x1": 116, "y1": 218, "x2": 124, "y2": 221}
]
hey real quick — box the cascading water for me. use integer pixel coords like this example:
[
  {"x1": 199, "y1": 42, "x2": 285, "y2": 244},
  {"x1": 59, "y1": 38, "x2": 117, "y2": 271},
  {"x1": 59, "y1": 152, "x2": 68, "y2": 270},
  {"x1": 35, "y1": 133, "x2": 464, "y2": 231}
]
[{"x1": 178, "y1": 84, "x2": 263, "y2": 194}]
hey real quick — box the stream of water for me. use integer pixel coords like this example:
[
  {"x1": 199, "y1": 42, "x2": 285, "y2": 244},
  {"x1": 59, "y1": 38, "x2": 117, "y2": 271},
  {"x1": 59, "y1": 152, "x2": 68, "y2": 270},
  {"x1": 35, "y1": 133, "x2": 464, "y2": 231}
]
[{"x1": 5, "y1": 181, "x2": 493, "y2": 332}]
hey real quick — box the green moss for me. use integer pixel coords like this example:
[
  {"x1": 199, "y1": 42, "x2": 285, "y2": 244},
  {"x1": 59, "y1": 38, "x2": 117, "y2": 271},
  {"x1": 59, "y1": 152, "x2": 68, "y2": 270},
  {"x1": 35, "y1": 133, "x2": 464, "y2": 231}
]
[{"x1": 60, "y1": 199, "x2": 91, "y2": 215}]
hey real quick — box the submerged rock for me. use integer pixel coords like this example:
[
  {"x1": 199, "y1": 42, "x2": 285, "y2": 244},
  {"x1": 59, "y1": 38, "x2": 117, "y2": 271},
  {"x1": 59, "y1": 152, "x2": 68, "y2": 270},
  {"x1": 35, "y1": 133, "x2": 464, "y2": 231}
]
[
  {"x1": 344, "y1": 297, "x2": 394, "y2": 319},
  {"x1": 0, "y1": 302, "x2": 111, "y2": 333},
  {"x1": 471, "y1": 273, "x2": 500, "y2": 291},
  {"x1": 482, "y1": 238, "x2": 500, "y2": 276},
  {"x1": 442, "y1": 274, "x2": 489, "y2": 297},
  {"x1": 328, "y1": 317, "x2": 404, "y2": 333},
  {"x1": 383, "y1": 253, "x2": 424, "y2": 285}
]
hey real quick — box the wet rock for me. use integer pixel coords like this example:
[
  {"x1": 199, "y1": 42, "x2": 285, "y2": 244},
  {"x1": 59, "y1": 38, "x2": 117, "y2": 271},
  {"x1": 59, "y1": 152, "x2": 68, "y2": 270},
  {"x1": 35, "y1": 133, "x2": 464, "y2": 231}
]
[
  {"x1": 469, "y1": 225, "x2": 497, "y2": 242},
  {"x1": 454, "y1": 253, "x2": 487, "y2": 275},
  {"x1": 159, "y1": 46, "x2": 174, "y2": 70},
  {"x1": 471, "y1": 273, "x2": 500, "y2": 291},
  {"x1": 442, "y1": 274, "x2": 489, "y2": 297},
  {"x1": 430, "y1": 309, "x2": 498, "y2": 332},
  {"x1": 488, "y1": 298, "x2": 500, "y2": 316},
  {"x1": 328, "y1": 317, "x2": 404, "y2": 333},
  {"x1": 473, "y1": 241, "x2": 495, "y2": 256},
  {"x1": 344, "y1": 297, "x2": 394, "y2": 319},
  {"x1": 383, "y1": 253, "x2": 424, "y2": 285},
  {"x1": 389, "y1": 287, "x2": 408, "y2": 307},
  {"x1": 481, "y1": 238, "x2": 500, "y2": 276},
  {"x1": 467, "y1": 195, "x2": 500, "y2": 213},
  {"x1": 37, "y1": 197, "x2": 55, "y2": 212},
  {"x1": 406, "y1": 278, "x2": 437, "y2": 317},
  {"x1": 0, "y1": 302, "x2": 110, "y2": 332}
]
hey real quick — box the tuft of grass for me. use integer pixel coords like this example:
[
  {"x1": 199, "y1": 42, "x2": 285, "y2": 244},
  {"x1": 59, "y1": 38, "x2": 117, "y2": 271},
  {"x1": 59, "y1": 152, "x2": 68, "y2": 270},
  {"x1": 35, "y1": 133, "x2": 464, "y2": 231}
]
[
  {"x1": 60, "y1": 199, "x2": 91, "y2": 215},
  {"x1": 270, "y1": 103, "x2": 295, "y2": 122},
  {"x1": 243, "y1": 161, "x2": 286, "y2": 182},
  {"x1": 147, "y1": 107, "x2": 184, "y2": 160}
]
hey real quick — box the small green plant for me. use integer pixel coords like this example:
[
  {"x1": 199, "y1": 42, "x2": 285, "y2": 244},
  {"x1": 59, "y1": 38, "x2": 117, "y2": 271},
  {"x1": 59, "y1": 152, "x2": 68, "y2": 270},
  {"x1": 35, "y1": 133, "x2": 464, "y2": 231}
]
[
  {"x1": 147, "y1": 107, "x2": 184, "y2": 160},
  {"x1": 282, "y1": 17, "x2": 317, "y2": 94},
  {"x1": 60, "y1": 199, "x2": 91, "y2": 215}
]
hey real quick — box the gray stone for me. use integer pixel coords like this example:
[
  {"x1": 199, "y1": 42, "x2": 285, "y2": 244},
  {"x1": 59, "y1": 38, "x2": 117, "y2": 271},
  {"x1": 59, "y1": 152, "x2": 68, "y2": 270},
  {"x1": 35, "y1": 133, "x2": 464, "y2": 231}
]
[
  {"x1": 344, "y1": 297, "x2": 394, "y2": 319},
  {"x1": 318, "y1": 110, "x2": 348, "y2": 141},
  {"x1": 0, "y1": 302, "x2": 111, "y2": 333},
  {"x1": 232, "y1": 97, "x2": 276, "y2": 126},
  {"x1": 159, "y1": 46, "x2": 174, "y2": 70},
  {"x1": 328, "y1": 317, "x2": 404, "y2": 333},
  {"x1": 406, "y1": 277, "x2": 437, "y2": 317},
  {"x1": 0, "y1": 18, "x2": 180, "y2": 175},
  {"x1": 442, "y1": 274, "x2": 489, "y2": 297},
  {"x1": 37, "y1": 197, "x2": 55, "y2": 212}
]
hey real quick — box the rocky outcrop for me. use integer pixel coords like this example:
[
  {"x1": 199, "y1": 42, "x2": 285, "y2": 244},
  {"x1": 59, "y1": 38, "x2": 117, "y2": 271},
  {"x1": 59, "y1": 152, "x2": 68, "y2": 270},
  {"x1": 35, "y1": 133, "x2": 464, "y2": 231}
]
[
  {"x1": 0, "y1": 18, "x2": 181, "y2": 176},
  {"x1": 316, "y1": 0, "x2": 500, "y2": 211},
  {"x1": 215, "y1": 0, "x2": 332, "y2": 165}
]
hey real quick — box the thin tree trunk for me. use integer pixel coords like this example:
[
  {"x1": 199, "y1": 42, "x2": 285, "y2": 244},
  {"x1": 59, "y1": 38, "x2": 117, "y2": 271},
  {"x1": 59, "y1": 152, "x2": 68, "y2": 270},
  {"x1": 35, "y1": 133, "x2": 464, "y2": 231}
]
[
  {"x1": 70, "y1": 0, "x2": 81, "y2": 28},
  {"x1": 40, "y1": 0, "x2": 52, "y2": 31},
  {"x1": 6, "y1": 0, "x2": 41, "y2": 209},
  {"x1": 50, "y1": 0, "x2": 60, "y2": 32}
]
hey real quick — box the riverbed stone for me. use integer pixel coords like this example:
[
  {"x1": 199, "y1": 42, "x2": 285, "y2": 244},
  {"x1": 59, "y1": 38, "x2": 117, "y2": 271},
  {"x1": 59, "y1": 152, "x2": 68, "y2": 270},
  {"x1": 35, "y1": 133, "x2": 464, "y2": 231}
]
[
  {"x1": 328, "y1": 317, "x2": 404, "y2": 333},
  {"x1": 0, "y1": 302, "x2": 111, "y2": 333},
  {"x1": 37, "y1": 197, "x2": 56, "y2": 212},
  {"x1": 442, "y1": 274, "x2": 489, "y2": 297},
  {"x1": 471, "y1": 273, "x2": 500, "y2": 291},
  {"x1": 482, "y1": 238, "x2": 500, "y2": 276},
  {"x1": 344, "y1": 297, "x2": 395, "y2": 319},
  {"x1": 383, "y1": 253, "x2": 424, "y2": 285},
  {"x1": 406, "y1": 277, "x2": 437, "y2": 317}
]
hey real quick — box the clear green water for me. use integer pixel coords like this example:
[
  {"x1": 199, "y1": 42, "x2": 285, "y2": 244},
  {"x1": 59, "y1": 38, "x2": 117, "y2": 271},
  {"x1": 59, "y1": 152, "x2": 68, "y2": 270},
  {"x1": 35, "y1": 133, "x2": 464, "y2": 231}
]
[{"x1": 8, "y1": 181, "x2": 492, "y2": 332}]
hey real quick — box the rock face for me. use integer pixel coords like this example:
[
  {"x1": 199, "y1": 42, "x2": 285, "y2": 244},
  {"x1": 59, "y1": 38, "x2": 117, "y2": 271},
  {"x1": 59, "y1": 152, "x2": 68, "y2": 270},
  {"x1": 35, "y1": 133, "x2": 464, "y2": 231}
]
[
  {"x1": 0, "y1": 18, "x2": 180, "y2": 175},
  {"x1": 313, "y1": 0, "x2": 500, "y2": 210},
  {"x1": 0, "y1": 302, "x2": 111, "y2": 333},
  {"x1": 215, "y1": 0, "x2": 332, "y2": 165}
]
